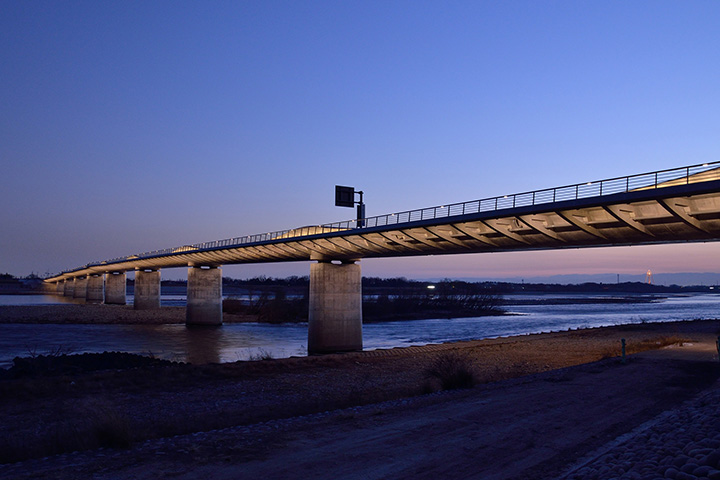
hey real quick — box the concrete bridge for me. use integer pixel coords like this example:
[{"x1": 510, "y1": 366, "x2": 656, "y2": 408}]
[{"x1": 45, "y1": 162, "x2": 720, "y2": 353}]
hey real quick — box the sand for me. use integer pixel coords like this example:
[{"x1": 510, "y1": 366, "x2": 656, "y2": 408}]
[{"x1": 0, "y1": 306, "x2": 719, "y2": 479}]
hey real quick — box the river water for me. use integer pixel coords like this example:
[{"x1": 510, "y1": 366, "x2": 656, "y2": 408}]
[{"x1": 1, "y1": 293, "x2": 719, "y2": 368}]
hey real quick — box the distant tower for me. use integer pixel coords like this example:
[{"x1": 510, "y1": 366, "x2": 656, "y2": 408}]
[{"x1": 646, "y1": 270, "x2": 653, "y2": 284}]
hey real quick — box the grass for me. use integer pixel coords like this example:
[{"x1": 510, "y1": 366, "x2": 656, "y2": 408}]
[{"x1": 247, "y1": 348, "x2": 274, "y2": 361}]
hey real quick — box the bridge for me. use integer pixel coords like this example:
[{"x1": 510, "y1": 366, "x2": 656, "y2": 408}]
[{"x1": 45, "y1": 162, "x2": 720, "y2": 353}]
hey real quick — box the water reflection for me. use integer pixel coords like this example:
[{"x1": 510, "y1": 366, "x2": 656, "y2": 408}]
[{"x1": 183, "y1": 326, "x2": 222, "y2": 364}]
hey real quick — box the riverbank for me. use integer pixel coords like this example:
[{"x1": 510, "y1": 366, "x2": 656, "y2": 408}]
[{"x1": 1, "y1": 319, "x2": 719, "y2": 478}]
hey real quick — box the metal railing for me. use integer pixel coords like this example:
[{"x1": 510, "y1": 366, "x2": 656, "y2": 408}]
[{"x1": 68, "y1": 161, "x2": 719, "y2": 273}]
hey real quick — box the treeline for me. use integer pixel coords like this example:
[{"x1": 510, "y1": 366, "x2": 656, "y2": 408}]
[
  {"x1": 220, "y1": 276, "x2": 503, "y2": 295},
  {"x1": 220, "y1": 276, "x2": 717, "y2": 294},
  {"x1": 221, "y1": 276, "x2": 506, "y2": 323},
  {"x1": 222, "y1": 292, "x2": 504, "y2": 323},
  {"x1": 0, "y1": 273, "x2": 46, "y2": 293},
  {"x1": 495, "y1": 281, "x2": 714, "y2": 294}
]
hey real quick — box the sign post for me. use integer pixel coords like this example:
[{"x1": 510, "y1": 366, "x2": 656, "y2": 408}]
[{"x1": 335, "y1": 185, "x2": 365, "y2": 228}]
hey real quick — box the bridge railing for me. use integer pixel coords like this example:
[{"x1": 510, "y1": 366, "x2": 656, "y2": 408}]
[
  {"x1": 74, "y1": 161, "x2": 718, "y2": 272},
  {"x1": 319, "y1": 162, "x2": 720, "y2": 230}
]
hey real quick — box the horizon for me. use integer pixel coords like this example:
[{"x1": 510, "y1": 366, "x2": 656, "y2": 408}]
[{"x1": 11, "y1": 270, "x2": 720, "y2": 288}]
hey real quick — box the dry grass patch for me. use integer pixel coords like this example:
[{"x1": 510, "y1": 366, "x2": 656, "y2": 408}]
[{"x1": 424, "y1": 352, "x2": 476, "y2": 391}]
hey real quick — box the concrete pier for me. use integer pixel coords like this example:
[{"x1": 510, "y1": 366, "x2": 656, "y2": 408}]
[
  {"x1": 73, "y1": 276, "x2": 87, "y2": 299},
  {"x1": 308, "y1": 260, "x2": 362, "y2": 354},
  {"x1": 186, "y1": 265, "x2": 223, "y2": 326},
  {"x1": 134, "y1": 269, "x2": 161, "y2": 310},
  {"x1": 63, "y1": 279, "x2": 74, "y2": 297},
  {"x1": 56, "y1": 281, "x2": 64, "y2": 294},
  {"x1": 105, "y1": 272, "x2": 127, "y2": 305},
  {"x1": 86, "y1": 274, "x2": 104, "y2": 304}
]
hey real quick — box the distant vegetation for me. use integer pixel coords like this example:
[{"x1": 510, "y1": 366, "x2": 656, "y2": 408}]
[
  {"x1": 219, "y1": 275, "x2": 720, "y2": 323},
  {"x1": 0, "y1": 273, "x2": 46, "y2": 293},
  {"x1": 222, "y1": 277, "x2": 505, "y2": 323}
]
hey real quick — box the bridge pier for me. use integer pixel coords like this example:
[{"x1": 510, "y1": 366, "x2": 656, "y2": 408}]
[
  {"x1": 73, "y1": 276, "x2": 87, "y2": 299},
  {"x1": 186, "y1": 265, "x2": 223, "y2": 326},
  {"x1": 64, "y1": 279, "x2": 74, "y2": 297},
  {"x1": 134, "y1": 268, "x2": 161, "y2": 310},
  {"x1": 86, "y1": 274, "x2": 104, "y2": 304},
  {"x1": 56, "y1": 281, "x2": 64, "y2": 295},
  {"x1": 308, "y1": 260, "x2": 362, "y2": 354},
  {"x1": 105, "y1": 272, "x2": 127, "y2": 305}
]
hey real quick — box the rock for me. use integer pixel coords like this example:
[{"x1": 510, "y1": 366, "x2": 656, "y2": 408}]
[
  {"x1": 707, "y1": 469, "x2": 720, "y2": 480},
  {"x1": 695, "y1": 466, "x2": 714, "y2": 477},
  {"x1": 676, "y1": 456, "x2": 692, "y2": 468},
  {"x1": 701, "y1": 451, "x2": 720, "y2": 467}
]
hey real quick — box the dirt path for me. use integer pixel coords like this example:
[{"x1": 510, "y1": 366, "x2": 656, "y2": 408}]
[{"x1": 3, "y1": 330, "x2": 718, "y2": 480}]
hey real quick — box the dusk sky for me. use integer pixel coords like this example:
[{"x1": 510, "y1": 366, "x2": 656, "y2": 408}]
[{"x1": 2, "y1": 1, "x2": 720, "y2": 282}]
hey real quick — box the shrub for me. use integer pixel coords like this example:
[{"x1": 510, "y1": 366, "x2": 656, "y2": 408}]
[{"x1": 425, "y1": 352, "x2": 476, "y2": 390}]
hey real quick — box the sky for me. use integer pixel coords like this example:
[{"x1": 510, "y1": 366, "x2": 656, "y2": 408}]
[{"x1": 2, "y1": 1, "x2": 720, "y2": 283}]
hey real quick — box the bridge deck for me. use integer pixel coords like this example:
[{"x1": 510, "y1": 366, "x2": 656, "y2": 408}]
[{"x1": 46, "y1": 162, "x2": 720, "y2": 282}]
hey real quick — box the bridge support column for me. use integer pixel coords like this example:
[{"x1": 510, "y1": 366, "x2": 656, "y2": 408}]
[
  {"x1": 105, "y1": 272, "x2": 127, "y2": 305},
  {"x1": 308, "y1": 260, "x2": 362, "y2": 354},
  {"x1": 64, "y1": 279, "x2": 74, "y2": 297},
  {"x1": 134, "y1": 269, "x2": 160, "y2": 310},
  {"x1": 86, "y1": 274, "x2": 104, "y2": 304},
  {"x1": 186, "y1": 265, "x2": 223, "y2": 326},
  {"x1": 56, "y1": 281, "x2": 64, "y2": 295},
  {"x1": 73, "y1": 276, "x2": 87, "y2": 299}
]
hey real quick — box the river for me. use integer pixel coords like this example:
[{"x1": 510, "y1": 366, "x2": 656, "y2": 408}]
[{"x1": 1, "y1": 293, "x2": 719, "y2": 368}]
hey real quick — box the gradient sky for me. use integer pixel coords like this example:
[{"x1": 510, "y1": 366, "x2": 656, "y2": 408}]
[{"x1": 2, "y1": 1, "x2": 720, "y2": 281}]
